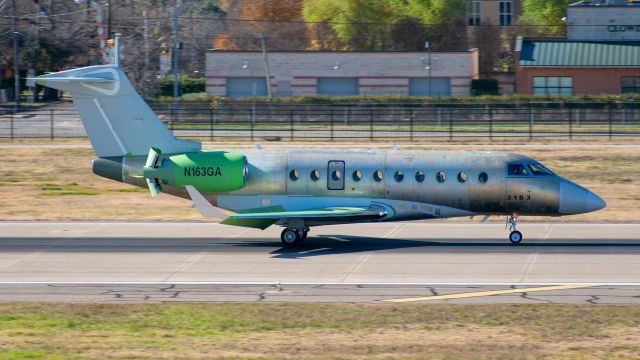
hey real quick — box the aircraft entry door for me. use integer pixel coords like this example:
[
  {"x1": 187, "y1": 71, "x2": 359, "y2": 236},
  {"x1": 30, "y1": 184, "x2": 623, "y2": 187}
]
[{"x1": 327, "y1": 160, "x2": 345, "y2": 190}]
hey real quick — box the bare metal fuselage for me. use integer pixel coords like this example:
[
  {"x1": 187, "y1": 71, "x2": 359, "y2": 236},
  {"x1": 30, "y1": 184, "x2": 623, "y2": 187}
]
[{"x1": 110, "y1": 149, "x2": 565, "y2": 226}]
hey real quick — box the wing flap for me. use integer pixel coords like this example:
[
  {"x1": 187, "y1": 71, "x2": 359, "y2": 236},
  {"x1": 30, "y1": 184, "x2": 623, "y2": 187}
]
[{"x1": 229, "y1": 207, "x2": 385, "y2": 219}]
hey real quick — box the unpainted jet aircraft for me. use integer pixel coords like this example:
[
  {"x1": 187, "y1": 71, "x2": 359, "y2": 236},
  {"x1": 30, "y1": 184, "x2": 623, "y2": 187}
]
[{"x1": 36, "y1": 66, "x2": 606, "y2": 246}]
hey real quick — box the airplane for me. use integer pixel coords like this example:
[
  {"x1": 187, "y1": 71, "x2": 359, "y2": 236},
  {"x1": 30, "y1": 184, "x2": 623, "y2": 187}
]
[{"x1": 35, "y1": 65, "x2": 606, "y2": 246}]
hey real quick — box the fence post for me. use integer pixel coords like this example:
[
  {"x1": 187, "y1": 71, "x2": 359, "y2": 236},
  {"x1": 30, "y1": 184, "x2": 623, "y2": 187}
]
[
  {"x1": 609, "y1": 106, "x2": 613, "y2": 139},
  {"x1": 409, "y1": 109, "x2": 414, "y2": 142},
  {"x1": 50, "y1": 109, "x2": 54, "y2": 141},
  {"x1": 290, "y1": 109, "x2": 294, "y2": 141},
  {"x1": 209, "y1": 108, "x2": 214, "y2": 141},
  {"x1": 330, "y1": 109, "x2": 334, "y2": 141},
  {"x1": 528, "y1": 108, "x2": 533, "y2": 140},
  {"x1": 488, "y1": 107, "x2": 493, "y2": 141},
  {"x1": 369, "y1": 109, "x2": 373, "y2": 141},
  {"x1": 250, "y1": 108, "x2": 254, "y2": 142},
  {"x1": 569, "y1": 108, "x2": 573, "y2": 140},
  {"x1": 9, "y1": 112, "x2": 14, "y2": 141},
  {"x1": 448, "y1": 109, "x2": 453, "y2": 141}
]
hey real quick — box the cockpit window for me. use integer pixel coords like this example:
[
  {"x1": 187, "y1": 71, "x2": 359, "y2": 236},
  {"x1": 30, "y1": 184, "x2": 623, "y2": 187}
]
[
  {"x1": 507, "y1": 163, "x2": 529, "y2": 176},
  {"x1": 528, "y1": 163, "x2": 553, "y2": 176}
]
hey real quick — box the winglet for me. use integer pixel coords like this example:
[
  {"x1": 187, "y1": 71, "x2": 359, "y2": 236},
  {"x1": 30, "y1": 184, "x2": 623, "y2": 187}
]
[{"x1": 184, "y1": 185, "x2": 233, "y2": 218}]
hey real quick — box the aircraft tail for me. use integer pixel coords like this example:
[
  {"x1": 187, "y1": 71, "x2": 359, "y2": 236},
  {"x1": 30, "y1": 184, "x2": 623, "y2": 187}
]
[{"x1": 37, "y1": 65, "x2": 201, "y2": 157}]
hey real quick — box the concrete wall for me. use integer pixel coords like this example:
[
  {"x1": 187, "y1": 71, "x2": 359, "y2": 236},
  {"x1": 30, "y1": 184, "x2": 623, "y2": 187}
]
[
  {"x1": 206, "y1": 51, "x2": 479, "y2": 97},
  {"x1": 568, "y1": 6, "x2": 640, "y2": 41}
]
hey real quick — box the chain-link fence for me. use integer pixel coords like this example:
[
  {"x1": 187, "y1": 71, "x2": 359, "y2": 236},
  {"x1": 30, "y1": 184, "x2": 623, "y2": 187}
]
[{"x1": 1, "y1": 101, "x2": 640, "y2": 141}]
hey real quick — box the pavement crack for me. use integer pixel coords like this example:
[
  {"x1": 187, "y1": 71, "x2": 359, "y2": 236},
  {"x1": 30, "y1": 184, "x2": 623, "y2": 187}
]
[
  {"x1": 586, "y1": 295, "x2": 600, "y2": 304},
  {"x1": 520, "y1": 292, "x2": 554, "y2": 304}
]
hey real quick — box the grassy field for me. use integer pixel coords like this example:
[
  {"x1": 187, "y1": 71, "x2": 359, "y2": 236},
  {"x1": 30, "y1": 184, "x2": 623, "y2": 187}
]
[
  {"x1": 0, "y1": 143, "x2": 637, "y2": 222},
  {"x1": 0, "y1": 303, "x2": 639, "y2": 359}
]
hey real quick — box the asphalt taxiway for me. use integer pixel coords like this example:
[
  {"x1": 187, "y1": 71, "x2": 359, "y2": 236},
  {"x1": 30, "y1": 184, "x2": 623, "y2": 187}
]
[{"x1": 1, "y1": 221, "x2": 639, "y2": 304}]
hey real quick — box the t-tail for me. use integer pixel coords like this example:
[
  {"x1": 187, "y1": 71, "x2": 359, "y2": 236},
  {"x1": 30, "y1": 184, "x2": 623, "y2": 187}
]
[{"x1": 36, "y1": 65, "x2": 201, "y2": 158}]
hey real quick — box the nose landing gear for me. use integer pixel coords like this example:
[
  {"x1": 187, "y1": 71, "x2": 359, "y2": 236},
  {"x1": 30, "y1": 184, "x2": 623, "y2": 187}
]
[
  {"x1": 280, "y1": 228, "x2": 309, "y2": 247},
  {"x1": 506, "y1": 213, "x2": 522, "y2": 244}
]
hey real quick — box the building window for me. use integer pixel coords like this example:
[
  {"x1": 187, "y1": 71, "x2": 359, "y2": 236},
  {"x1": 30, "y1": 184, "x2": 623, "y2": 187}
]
[
  {"x1": 622, "y1": 77, "x2": 640, "y2": 94},
  {"x1": 499, "y1": 0, "x2": 513, "y2": 26},
  {"x1": 468, "y1": 0, "x2": 481, "y2": 26},
  {"x1": 533, "y1": 77, "x2": 573, "y2": 96}
]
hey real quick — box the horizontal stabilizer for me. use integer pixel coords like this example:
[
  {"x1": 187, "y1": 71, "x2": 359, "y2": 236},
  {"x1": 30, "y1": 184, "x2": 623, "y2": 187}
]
[{"x1": 33, "y1": 76, "x2": 115, "y2": 85}]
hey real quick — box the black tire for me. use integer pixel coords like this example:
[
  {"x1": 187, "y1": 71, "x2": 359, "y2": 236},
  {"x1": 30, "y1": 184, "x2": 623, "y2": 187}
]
[
  {"x1": 297, "y1": 230, "x2": 308, "y2": 242},
  {"x1": 281, "y1": 229, "x2": 300, "y2": 246},
  {"x1": 509, "y1": 230, "x2": 523, "y2": 244}
]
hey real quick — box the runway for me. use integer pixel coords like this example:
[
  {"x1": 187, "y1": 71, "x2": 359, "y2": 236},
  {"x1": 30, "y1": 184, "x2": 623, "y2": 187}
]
[{"x1": 1, "y1": 221, "x2": 640, "y2": 304}]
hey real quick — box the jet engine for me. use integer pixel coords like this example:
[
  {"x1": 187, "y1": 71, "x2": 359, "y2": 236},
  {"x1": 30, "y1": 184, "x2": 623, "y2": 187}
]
[{"x1": 143, "y1": 148, "x2": 248, "y2": 196}]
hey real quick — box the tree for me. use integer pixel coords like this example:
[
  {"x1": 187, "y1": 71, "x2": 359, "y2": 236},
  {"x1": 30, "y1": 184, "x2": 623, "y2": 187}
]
[
  {"x1": 302, "y1": 0, "x2": 468, "y2": 51},
  {"x1": 214, "y1": 0, "x2": 307, "y2": 51},
  {"x1": 519, "y1": 0, "x2": 573, "y2": 36}
]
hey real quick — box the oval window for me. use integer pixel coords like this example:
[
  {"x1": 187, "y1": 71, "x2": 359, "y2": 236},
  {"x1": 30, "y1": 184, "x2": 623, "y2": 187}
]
[
  {"x1": 289, "y1": 169, "x2": 300, "y2": 181},
  {"x1": 310, "y1": 169, "x2": 320, "y2": 181},
  {"x1": 436, "y1": 171, "x2": 446, "y2": 183},
  {"x1": 352, "y1": 170, "x2": 363, "y2": 182},
  {"x1": 394, "y1": 171, "x2": 404, "y2": 182},
  {"x1": 479, "y1": 172, "x2": 488, "y2": 184},
  {"x1": 415, "y1": 170, "x2": 425, "y2": 183},
  {"x1": 332, "y1": 170, "x2": 342, "y2": 181},
  {"x1": 373, "y1": 170, "x2": 384, "y2": 182},
  {"x1": 457, "y1": 171, "x2": 468, "y2": 183}
]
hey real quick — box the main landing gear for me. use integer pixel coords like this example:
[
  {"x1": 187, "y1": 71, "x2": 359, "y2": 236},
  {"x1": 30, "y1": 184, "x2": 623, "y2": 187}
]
[
  {"x1": 506, "y1": 213, "x2": 523, "y2": 244},
  {"x1": 280, "y1": 228, "x2": 309, "y2": 247}
]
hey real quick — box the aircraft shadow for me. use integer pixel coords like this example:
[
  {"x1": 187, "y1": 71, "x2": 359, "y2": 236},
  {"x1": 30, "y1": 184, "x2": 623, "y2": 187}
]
[{"x1": 235, "y1": 234, "x2": 640, "y2": 259}]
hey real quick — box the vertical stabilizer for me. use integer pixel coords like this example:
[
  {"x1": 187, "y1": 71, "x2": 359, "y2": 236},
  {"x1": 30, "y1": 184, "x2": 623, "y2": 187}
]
[{"x1": 37, "y1": 65, "x2": 201, "y2": 157}]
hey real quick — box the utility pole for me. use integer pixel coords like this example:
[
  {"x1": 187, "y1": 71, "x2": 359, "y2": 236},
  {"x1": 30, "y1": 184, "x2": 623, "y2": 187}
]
[
  {"x1": 172, "y1": 0, "x2": 182, "y2": 122},
  {"x1": 425, "y1": 41, "x2": 432, "y2": 97},
  {"x1": 143, "y1": 10, "x2": 150, "y2": 98},
  {"x1": 11, "y1": 0, "x2": 20, "y2": 111},
  {"x1": 260, "y1": 32, "x2": 273, "y2": 101},
  {"x1": 107, "y1": 0, "x2": 112, "y2": 38}
]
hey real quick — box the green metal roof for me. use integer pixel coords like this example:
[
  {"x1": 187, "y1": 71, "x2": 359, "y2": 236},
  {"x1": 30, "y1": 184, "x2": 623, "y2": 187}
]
[{"x1": 519, "y1": 40, "x2": 640, "y2": 67}]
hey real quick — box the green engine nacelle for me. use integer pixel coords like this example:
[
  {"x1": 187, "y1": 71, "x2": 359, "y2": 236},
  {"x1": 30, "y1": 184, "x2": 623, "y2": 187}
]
[{"x1": 144, "y1": 150, "x2": 248, "y2": 194}]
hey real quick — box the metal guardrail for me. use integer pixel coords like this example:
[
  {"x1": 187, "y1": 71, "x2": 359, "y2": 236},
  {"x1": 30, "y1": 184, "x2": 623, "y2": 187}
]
[{"x1": 1, "y1": 102, "x2": 639, "y2": 141}]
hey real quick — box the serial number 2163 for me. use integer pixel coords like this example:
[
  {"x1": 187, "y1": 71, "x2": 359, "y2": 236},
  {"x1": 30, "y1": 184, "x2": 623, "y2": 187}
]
[{"x1": 507, "y1": 194, "x2": 531, "y2": 201}]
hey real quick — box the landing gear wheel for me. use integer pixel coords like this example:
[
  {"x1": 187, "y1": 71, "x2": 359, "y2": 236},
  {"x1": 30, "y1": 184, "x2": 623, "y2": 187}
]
[
  {"x1": 509, "y1": 230, "x2": 523, "y2": 244},
  {"x1": 281, "y1": 229, "x2": 300, "y2": 246},
  {"x1": 296, "y1": 230, "x2": 308, "y2": 242}
]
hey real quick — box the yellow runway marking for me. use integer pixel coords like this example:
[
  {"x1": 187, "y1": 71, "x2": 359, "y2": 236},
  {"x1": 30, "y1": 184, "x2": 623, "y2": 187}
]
[{"x1": 384, "y1": 284, "x2": 597, "y2": 303}]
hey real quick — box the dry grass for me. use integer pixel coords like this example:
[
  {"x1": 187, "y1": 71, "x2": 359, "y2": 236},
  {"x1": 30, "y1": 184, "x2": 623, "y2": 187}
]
[
  {"x1": 0, "y1": 144, "x2": 637, "y2": 222},
  {"x1": 0, "y1": 303, "x2": 639, "y2": 359}
]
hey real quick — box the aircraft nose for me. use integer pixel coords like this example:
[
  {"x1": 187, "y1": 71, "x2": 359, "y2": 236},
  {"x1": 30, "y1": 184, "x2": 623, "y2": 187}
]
[{"x1": 558, "y1": 180, "x2": 606, "y2": 215}]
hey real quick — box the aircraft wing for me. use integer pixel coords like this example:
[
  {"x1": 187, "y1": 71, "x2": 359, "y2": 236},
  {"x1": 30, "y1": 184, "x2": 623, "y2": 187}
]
[
  {"x1": 221, "y1": 206, "x2": 386, "y2": 230},
  {"x1": 185, "y1": 185, "x2": 386, "y2": 229}
]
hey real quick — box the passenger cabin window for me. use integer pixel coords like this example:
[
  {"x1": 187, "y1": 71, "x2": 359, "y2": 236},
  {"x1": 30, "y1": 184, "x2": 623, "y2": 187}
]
[
  {"x1": 528, "y1": 163, "x2": 553, "y2": 176},
  {"x1": 508, "y1": 164, "x2": 529, "y2": 177},
  {"x1": 289, "y1": 169, "x2": 300, "y2": 181},
  {"x1": 436, "y1": 171, "x2": 446, "y2": 183},
  {"x1": 415, "y1": 170, "x2": 425, "y2": 183},
  {"x1": 457, "y1": 171, "x2": 467, "y2": 183},
  {"x1": 352, "y1": 170, "x2": 363, "y2": 182},
  {"x1": 332, "y1": 170, "x2": 342, "y2": 181},
  {"x1": 310, "y1": 170, "x2": 320, "y2": 181},
  {"x1": 374, "y1": 170, "x2": 384, "y2": 182},
  {"x1": 478, "y1": 172, "x2": 488, "y2": 184},
  {"x1": 394, "y1": 171, "x2": 404, "y2": 182}
]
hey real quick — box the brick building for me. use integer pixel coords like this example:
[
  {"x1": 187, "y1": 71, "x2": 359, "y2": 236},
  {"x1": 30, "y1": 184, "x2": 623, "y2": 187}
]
[
  {"x1": 514, "y1": 1, "x2": 640, "y2": 95},
  {"x1": 206, "y1": 50, "x2": 479, "y2": 98}
]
